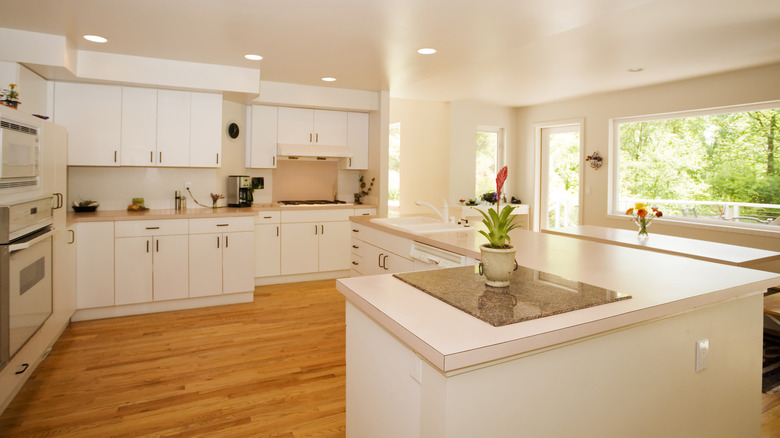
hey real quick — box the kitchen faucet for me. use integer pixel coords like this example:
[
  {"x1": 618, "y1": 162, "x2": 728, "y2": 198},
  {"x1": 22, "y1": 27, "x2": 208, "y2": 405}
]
[{"x1": 415, "y1": 196, "x2": 449, "y2": 223}]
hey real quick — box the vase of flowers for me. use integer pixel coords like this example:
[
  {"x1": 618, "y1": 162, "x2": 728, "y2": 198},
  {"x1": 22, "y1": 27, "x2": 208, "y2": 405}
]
[
  {"x1": 210, "y1": 193, "x2": 224, "y2": 209},
  {"x1": 1, "y1": 84, "x2": 20, "y2": 109},
  {"x1": 626, "y1": 202, "x2": 663, "y2": 239},
  {"x1": 475, "y1": 166, "x2": 520, "y2": 287}
]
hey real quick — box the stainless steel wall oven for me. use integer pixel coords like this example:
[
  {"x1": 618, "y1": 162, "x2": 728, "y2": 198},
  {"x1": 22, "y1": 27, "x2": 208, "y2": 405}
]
[{"x1": 0, "y1": 197, "x2": 53, "y2": 372}]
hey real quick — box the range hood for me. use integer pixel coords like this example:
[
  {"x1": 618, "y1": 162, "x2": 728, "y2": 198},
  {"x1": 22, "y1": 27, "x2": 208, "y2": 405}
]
[{"x1": 277, "y1": 143, "x2": 352, "y2": 158}]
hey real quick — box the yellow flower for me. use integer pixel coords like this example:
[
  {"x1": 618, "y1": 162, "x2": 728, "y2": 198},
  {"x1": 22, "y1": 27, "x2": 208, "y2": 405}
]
[{"x1": 634, "y1": 202, "x2": 646, "y2": 210}]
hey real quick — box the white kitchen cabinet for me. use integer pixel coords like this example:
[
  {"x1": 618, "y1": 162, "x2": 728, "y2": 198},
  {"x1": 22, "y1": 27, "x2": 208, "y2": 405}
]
[
  {"x1": 349, "y1": 222, "x2": 414, "y2": 276},
  {"x1": 76, "y1": 222, "x2": 115, "y2": 309},
  {"x1": 353, "y1": 207, "x2": 377, "y2": 216},
  {"x1": 344, "y1": 112, "x2": 369, "y2": 169},
  {"x1": 247, "y1": 105, "x2": 278, "y2": 168},
  {"x1": 120, "y1": 87, "x2": 158, "y2": 166},
  {"x1": 156, "y1": 89, "x2": 191, "y2": 167},
  {"x1": 54, "y1": 82, "x2": 121, "y2": 166},
  {"x1": 277, "y1": 107, "x2": 347, "y2": 147},
  {"x1": 189, "y1": 217, "x2": 254, "y2": 297},
  {"x1": 280, "y1": 209, "x2": 353, "y2": 275},
  {"x1": 254, "y1": 211, "x2": 281, "y2": 278},
  {"x1": 114, "y1": 219, "x2": 189, "y2": 304},
  {"x1": 189, "y1": 92, "x2": 223, "y2": 167}
]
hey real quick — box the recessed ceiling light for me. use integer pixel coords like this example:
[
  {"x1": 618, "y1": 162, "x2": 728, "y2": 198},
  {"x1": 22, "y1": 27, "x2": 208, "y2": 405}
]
[
  {"x1": 628, "y1": 67, "x2": 644, "y2": 73},
  {"x1": 322, "y1": 77, "x2": 337, "y2": 82},
  {"x1": 83, "y1": 35, "x2": 108, "y2": 43},
  {"x1": 244, "y1": 54, "x2": 263, "y2": 61},
  {"x1": 417, "y1": 48, "x2": 437, "y2": 55}
]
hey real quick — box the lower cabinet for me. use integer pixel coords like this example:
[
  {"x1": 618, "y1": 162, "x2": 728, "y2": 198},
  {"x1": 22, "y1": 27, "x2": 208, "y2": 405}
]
[
  {"x1": 354, "y1": 240, "x2": 413, "y2": 275},
  {"x1": 255, "y1": 212, "x2": 281, "y2": 278},
  {"x1": 114, "y1": 219, "x2": 189, "y2": 305},
  {"x1": 349, "y1": 222, "x2": 414, "y2": 276},
  {"x1": 280, "y1": 209, "x2": 353, "y2": 276},
  {"x1": 76, "y1": 222, "x2": 115, "y2": 309},
  {"x1": 189, "y1": 217, "x2": 255, "y2": 297}
]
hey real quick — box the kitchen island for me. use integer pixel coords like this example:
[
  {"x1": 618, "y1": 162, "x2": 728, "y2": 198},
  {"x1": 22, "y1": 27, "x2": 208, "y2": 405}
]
[{"x1": 337, "y1": 222, "x2": 780, "y2": 438}]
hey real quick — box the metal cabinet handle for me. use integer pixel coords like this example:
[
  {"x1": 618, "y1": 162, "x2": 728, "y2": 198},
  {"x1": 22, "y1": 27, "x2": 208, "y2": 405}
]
[
  {"x1": 114, "y1": 150, "x2": 118, "y2": 162},
  {"x1": 225, "y1": 235, "x2": 229, "y2": 248},
  {"x1": 383, "y1": 255, "x2": 389, "y2": 270},
  {"x1": 309, "y1": 133, "x2": 313, "y2": 142},
  {"x1": 15, "y1": 363, "x2": 29, "y2": 375},
  {"x1": 217, "y1": 236, "x2": 220, "y2": 248},
  {"x1": 272, "y1": 156, "x2": 276, "y2": 166},
  {"x1": 378, "y1": 253, "x2": 383, "y2": 268},
  {"x1": 352, "y1": 229, "x2": 359, "y2": 233},
  {"x1": 52, "y1": 193, "x2": 63, "y2": 209},
  {"x1": 156, "y1": 239, "x2": 159, "y2": 252},
  {"x1": 150, "y1": 151, "x2": 154, "y2": 163},
  {"x1": 315, "y1": 225, "x2": 318, "y2": 235},
  {"x1": 349, "y1": 158, "x2": 352, "y2": 167},
  {"x1": 159, "y1": 151, "x2": 162, "y2": 163},
  {"x1": 276, "y1": 226, "x2": 279, "y2": 237},
  {"x1": 321, "y1": 224, "x2": 324, "y2": 235},
  {"x1": 217, "y1": 224, "x2": 229, "y2": 227},
  {"x1": 352, "y1": 261, "x2": 359, "y2": 266},
  {"x1": 263, "y1": 216, "x2": 272, "y2": 219},
  {"x1": 216, "y1": 153, "x2": 219, "y2": 164},
  {"x1": 146, "y1": 226, "x2": 160, "y2": 230},
  {"x1": 68, "y1": 229, "x2": 75, "y2": 244},
  {"x1": 146, "y1": 240, "x2": 150, "y2": 253},
  {"x1": 352, "y1": 245, "x2": 359, "y2": 249}
]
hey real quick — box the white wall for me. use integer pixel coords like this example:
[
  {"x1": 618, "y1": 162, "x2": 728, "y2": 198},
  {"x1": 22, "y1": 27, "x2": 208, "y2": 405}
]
[
  {"x1": 389, "y1": 98, "x2": 451, "y2": 216},
  {"x1": 515, "y1": 62, "x2": 780, "y2": 269},
  {"x1": 449, "y1": 100, "x2": 517, "y2": 204}
]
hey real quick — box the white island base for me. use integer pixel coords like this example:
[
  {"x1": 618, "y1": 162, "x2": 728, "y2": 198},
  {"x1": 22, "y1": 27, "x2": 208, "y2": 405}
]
[{"x1": 344, "y1": 295, "x2": 762, "y2": 438}]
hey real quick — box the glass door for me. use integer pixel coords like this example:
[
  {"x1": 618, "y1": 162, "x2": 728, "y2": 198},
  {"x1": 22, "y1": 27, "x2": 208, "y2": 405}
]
[{"x1": 540, "y1": 125, "x2": 582, "y2": 229}]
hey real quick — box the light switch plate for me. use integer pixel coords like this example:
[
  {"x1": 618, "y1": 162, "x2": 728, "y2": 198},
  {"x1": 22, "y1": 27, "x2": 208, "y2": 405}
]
[{"x1": 696, "y1": 338, "x2": 709, "y2": 372}]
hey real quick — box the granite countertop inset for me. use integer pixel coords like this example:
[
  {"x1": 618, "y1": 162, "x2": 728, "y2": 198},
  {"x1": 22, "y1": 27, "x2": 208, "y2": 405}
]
[{"x1": 394, "y1": 265, "x2": 631, "y2": 327}]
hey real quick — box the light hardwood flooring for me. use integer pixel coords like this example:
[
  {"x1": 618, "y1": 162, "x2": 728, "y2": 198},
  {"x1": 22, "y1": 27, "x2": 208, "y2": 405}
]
[
  {"x1": 2, "y1": 280, "x2": 780, "y2": 437},
  {"x1": 0, "y1": 280, "x2": 346, "y2": 437}
]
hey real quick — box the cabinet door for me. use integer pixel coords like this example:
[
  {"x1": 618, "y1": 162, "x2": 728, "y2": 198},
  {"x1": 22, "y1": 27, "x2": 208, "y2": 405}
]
[
  {"x1": 318, "y1": 221, "x2": 351, "y2": 272},
  {"x1": 313, "y1": 110, "x2": 347, "y2": 146},
  {"x1": 115, "y1": 237, "x2": 153, "y2": 305},
  {"x1": 223, "y1": 231, "x2": 255, "y2": 294},
  {"x1": 248, "y1": 105, "x2": 278, "y2": 168},
  {"x1": 153, "y1": 235, "x2": 189, "y2": 301},
  {"x1": 345, "y1": 112, "x2": 369, "y2": 169},
  {"x1": 77, "y1": 222, "x2": 115, "y2": 308},
  {"x1": 190, "y1": 92, "x2": 222, "y2": 168},
  {"x1": 156, "y1": 90, "x2": 190, "y2": 167},
  {"x1": 121, "y1": 87, "x2": 158, "y2": 166},
  {"x1": 54, "y1": 82, "x2": 121, "y2": 166},
  {"x1": 281, "y1": 222, "x2": 318, "y2": 275},
  {"x1": 189, "y1": 233, "x2": 222, "y2": 297},
  {"x1": 255, "y1": 223, "x2": 281, "y2": 278},
  {"x1": 277, "y1": 107, "x2": 314, "y2": 145},
  {"x1": 384, "y1": 252, "x2": 414, "y2": 274},
  {"x1": 358, "y1": 242, "x2": 384, "y2": 276}
]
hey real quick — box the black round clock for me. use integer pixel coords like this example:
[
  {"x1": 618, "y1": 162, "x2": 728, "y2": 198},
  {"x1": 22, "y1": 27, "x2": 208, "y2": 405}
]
[{"x1": 227, "y1": 122, "x2": 240, "y2": 139}]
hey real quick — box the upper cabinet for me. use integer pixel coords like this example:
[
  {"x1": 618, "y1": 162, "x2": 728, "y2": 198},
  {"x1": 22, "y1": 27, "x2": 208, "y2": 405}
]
[
  {"x1": 189, "y1": 92, "x2": 222, "y2": 167},
  {"x1": 344, "y1": 112, "x2": 369, "y2": 170},
  {"x1": 247, "y1": 105, "x2": 369, "y2": 169},
  {"x1": 54, "y1": 82, "x2": 122, "y2": 166},
  {"x1": 54, "y1": 82, "x2": 222, "y2": 168},
  {"x1": 277, "y1": 107, "x2": 347, "y2": 147},
  {"x1": 247, "y1": 105, "x2": 278, "y2": 168}
]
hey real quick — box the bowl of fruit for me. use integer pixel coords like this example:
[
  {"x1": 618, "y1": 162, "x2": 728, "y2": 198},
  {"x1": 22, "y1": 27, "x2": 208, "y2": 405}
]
[{"x1": 72, "y1": 200, "x2": 99, "y2": 212}]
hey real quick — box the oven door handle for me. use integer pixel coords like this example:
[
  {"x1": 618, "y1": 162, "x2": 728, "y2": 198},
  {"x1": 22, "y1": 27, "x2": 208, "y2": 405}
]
[{"x1": 9, "y1": 228, "x2": 54, "y2": 253}]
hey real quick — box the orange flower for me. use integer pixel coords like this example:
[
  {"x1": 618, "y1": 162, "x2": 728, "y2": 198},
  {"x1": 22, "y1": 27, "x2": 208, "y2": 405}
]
[
  {"x1": 625, "y1": 208, "x2": 634, "y2": 215},
  {"x1": 637, "y1": 209, "x2": 648, "y2": 218}
]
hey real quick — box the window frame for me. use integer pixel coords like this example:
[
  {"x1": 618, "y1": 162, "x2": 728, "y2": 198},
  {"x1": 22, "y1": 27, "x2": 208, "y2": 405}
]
[
  {"x1": 608, "y1": 99, "x2": 780, "y2": 233},
  {"x1": 475, "y1": 125, "x2": 505, "y2": 197}
]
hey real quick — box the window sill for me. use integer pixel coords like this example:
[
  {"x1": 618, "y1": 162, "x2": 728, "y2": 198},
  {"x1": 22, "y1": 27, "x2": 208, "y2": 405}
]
[{"x1": 605, "y1": 214, "x2": 780, "y2": 239}]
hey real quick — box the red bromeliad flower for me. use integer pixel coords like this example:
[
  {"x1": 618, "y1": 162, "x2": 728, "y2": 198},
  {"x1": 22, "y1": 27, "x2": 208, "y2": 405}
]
[{"x1": 495, "y1": 166, "x2": 508, "y2": 209}]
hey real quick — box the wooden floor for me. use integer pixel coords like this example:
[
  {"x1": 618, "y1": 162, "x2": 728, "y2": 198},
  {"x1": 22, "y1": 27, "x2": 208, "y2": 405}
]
[
  {"x1": 2, "y1": 279, "x2": 780, "y2": 437},
  {"x1": 0, "y1": 280, "x2": 347, "y2": 438}
]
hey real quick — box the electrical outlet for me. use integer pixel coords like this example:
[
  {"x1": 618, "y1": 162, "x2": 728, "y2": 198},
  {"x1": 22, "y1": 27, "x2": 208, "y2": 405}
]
[
  {"x1": 185, "y1": 181, "x2": 191, "y2": 190},
  {"x1": 696, "y1": 338, "x2": 709, "y2": 372}
]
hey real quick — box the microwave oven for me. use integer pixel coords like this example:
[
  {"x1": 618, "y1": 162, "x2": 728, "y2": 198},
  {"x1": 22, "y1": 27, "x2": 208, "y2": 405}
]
[{"x1": 0, "y1": 118, "x2": 39, "y2": 191}]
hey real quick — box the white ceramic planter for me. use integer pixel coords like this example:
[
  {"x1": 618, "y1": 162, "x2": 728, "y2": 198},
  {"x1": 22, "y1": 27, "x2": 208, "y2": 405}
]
[{"x1": 479, "y1": 244, "x2": 518, "y2": 287}]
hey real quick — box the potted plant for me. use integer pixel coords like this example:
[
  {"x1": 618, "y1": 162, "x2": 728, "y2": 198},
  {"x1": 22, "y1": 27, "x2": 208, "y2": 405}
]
[
  {"x1": 474, "y1": 166, "x2": 520, "y2": 287},
  {"x1": 354, "y1": 175, "x2": 374, "y2": 204},
  {"x1": 1, "y1": 84, "x2": 20, "y2": 109}
]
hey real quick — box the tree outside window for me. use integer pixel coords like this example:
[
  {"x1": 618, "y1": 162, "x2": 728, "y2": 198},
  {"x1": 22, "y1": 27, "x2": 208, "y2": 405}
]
[
  {"x1": 616, "y1": 104, "x2": 780, "y2": 226},
  {"x1": 476, "y1": 128, "x2": 503, "y2": 198},
  {"x1": 388, "y1": 123, "x2": 401, "y2": 209}
]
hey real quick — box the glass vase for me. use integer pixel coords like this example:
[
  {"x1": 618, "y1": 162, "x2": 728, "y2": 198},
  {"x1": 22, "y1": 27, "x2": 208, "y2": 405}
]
[{"x1": 634, "y1": 217, "x2": 651, "y2": 239}]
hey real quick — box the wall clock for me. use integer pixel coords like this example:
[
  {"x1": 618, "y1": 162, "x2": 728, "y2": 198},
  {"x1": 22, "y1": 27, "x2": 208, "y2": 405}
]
[{"x1": 227, "y1": 122, "x2": 240, "y2": 139}]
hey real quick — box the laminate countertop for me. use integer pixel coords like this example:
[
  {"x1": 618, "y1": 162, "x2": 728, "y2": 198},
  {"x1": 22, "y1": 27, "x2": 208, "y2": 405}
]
[
  {"x1": 67, "y1": 203, "x2": 376, "y2": 224},
  {"x1": 338, "y1": 217, "x2": 780, "y2": 372}
]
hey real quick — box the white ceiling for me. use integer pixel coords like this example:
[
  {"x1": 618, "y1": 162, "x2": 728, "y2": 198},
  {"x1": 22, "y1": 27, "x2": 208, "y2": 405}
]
[{"x1": 2, "y1": 0, "x2": 780, "y2": 106}]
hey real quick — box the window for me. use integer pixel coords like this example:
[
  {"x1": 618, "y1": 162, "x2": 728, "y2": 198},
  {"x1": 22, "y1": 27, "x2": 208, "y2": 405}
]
[
  {"x1": 613, "y1": 102, "x2": 780, "y2": 227},
  {"x1": 475, "y1": 127, "x2": 504, "y2": 198},
  {"x1": 388, "y1": 123, "x2": 401, "y2": 209}
]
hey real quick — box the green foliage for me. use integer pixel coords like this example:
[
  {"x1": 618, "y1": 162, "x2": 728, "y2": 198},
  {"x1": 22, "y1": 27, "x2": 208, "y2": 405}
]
[
  {"x1": 475, "y1": 131, "x2": 498, "y2": 196},
  {"x1": 476, "y1": 205, "x2": 520, "y2": 248},
  {"x1": 619, "y1": 108, "x2": 780, "y2": 208}
]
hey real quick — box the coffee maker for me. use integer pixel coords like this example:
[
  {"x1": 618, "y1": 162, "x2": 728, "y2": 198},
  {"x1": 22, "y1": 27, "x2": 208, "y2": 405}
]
[{"x1": 227, "y1": 175, "x2": 252, "y2": 207}]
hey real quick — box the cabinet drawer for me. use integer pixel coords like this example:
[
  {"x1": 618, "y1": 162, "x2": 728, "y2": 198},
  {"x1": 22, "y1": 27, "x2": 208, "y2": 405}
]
[
  {"x1": 350, "y1": 238, "x2": 364, "y2": 257},
  {"x1": 115, "y1": 219, "x2": 189, "y2": 237},
  {"x1": 354, "y1": 208, "x2": 376, "y2": 216},
  {"x1": 255, "y1": 210, "x2": 281, "y2": 224},
  {"x1": 189, "y1": 217, "x2": 254, "y2": 234},
  {"x1": 350, "y1": 253, "x2": 364, "y2": 274},
  {"x1": 281, "y1": 208, "x2": 354, "y2": 223}
]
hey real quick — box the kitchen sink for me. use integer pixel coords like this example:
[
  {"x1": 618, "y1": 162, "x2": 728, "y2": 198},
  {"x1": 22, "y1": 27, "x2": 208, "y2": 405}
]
[{"x1": 370, "y1": 217, "x2": 467, "y2": 234}]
